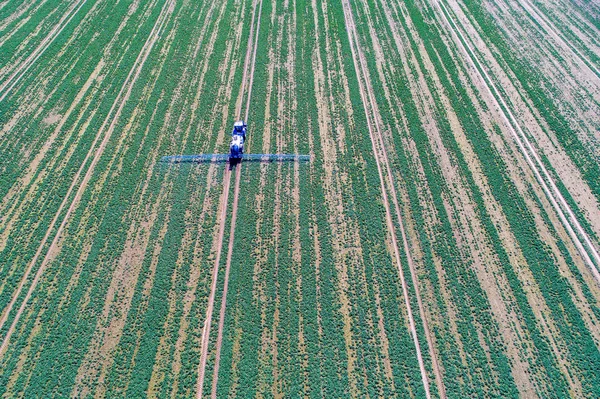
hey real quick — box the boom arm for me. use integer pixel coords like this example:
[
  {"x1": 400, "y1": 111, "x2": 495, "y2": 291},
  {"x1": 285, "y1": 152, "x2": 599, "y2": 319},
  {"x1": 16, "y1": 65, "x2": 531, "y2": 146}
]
[{"x1": 160, "y1": 154, "x2": 311, "y2": 164}]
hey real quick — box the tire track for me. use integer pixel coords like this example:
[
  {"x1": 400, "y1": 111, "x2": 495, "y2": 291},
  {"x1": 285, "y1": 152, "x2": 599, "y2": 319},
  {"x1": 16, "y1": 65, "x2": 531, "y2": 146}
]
[
  {"x1": 209, "y1": 0, "x2": 263, "y2": 394},
  {"x1": 195, "y1": 0, "x2": 263, "y2": 396},
  {"x1": 434, "y1": 0, "x2": 600, "y2": 285},
  {"x1": 341, "y1": 0, "x2": 448, "y2": 397},
  {"x1": 195, "y1": 166, "x2": 231, "y2": 399},
  {"x1": 209, "y1": 150, "x2": 242, "y2": 399},
  {"x1": 0, "y1": 0, "x2": 88, "y2": 102},
  {"x1": 0, "y1": 0, "x2": 174, "y2": 358},
  {"x1": 516, "y1": 0, "x2": 600, "y2": 79},
  {"x1": 183, "y1": 4, "x2": 252, "y2": 393}
]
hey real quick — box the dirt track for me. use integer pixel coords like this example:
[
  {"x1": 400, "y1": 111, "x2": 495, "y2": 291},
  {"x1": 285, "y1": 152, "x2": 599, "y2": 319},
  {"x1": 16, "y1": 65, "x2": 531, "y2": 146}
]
[
  {"x1": 195, "y1": 0, "x2": 263, "y2": 397},
  {"x1": 209, "y1": 0, "x2": 263, "y2": 395},
  {"x1": 341, "y1": 1, "x2": 447, "y2": 397},
  {"x1": 0, "y1": 0, "x2": 174, "y2": 358},
  {"x1": 196, "y1": 166, "x2": 232, "y2": 398}
]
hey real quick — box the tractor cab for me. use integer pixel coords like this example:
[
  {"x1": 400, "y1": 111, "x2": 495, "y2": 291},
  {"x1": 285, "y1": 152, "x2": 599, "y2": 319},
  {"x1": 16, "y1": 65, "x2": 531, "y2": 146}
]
[{"x1": 232, "y1": 120, "x2": 247, "y2": 140}]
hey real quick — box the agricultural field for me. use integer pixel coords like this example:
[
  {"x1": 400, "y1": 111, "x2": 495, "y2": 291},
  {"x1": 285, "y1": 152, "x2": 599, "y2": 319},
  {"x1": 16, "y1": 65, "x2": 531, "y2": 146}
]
[{"x1": 0, "y1": 0, "x2": 599, "y2": 397}]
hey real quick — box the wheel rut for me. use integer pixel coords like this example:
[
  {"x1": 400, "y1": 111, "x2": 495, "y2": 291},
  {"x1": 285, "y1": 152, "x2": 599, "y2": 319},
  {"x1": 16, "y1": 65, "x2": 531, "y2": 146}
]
[
  {"x1": 434, "y1": 0, "x2": 600, "y2": 284},
  {"x1": 195, "y1": 0, "x2": 263, "y2": 397},
  {"x1": 341, "y1": 0, "x2": 447, "y2": 397}
]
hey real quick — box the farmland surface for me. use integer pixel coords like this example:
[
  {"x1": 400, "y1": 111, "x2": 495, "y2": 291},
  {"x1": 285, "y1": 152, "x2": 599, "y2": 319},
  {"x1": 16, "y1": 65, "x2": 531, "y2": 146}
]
[{"x1": 0, "y1": 0, "x2": 599, "y2": 397}]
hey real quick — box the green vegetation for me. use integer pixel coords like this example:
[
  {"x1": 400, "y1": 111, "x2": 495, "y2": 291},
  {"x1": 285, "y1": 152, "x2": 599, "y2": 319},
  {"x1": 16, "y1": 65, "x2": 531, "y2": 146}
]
[{"x1": 0, "y1": 0, "x2": 598, "y2": 397}]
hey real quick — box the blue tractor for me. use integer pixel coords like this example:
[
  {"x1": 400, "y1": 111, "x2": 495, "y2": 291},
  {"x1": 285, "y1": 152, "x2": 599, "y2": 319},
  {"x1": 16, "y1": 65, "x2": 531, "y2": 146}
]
[
  {"x1": 229, "y1": 120, "x2": 247, "y2": 165},
  {"x1": 160, "y1": 120, "x2": 310, "y2": 165}
]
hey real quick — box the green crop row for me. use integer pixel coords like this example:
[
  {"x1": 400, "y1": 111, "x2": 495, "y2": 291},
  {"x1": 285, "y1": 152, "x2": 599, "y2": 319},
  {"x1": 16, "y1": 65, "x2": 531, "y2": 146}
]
[
  {"x1": 0, "y1": 0, "x2": 237, "y2": 396},
  {"x1": 332, "y1": 0, "x2": 600, "y2": 396},
  {"x1": 409, "y1": 0, "x2": 598, "y2": 396},
  {"x1": 0, "y1": 0, "x2": 154, "y2": 337},
  {"x1": 530, "y1": 0, "x2": 600, "y2": 64},
  {"x1": 1, "y1": 0, "x2": 183, "y2": 392},
  {"x1": 212, "y1": 0, "x2": 430, "y2": 397},
  {"x1": 351, "y1": 0, "x2": 522, "y2": 396},
  {"x1": 0, "y1": 0, "x2": 171, "y2": 341},
  {"x1": 0, "y1": 0, "x2": 74, "y2": 75},
  {"x1": 453, "y1": 0, "x2": 600, "y2": 243}
]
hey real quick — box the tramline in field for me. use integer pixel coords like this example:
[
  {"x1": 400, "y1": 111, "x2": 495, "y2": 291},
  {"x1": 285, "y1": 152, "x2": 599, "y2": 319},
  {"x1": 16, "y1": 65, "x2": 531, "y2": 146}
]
[
  {"x1": 161, "y1": 120, "x2": 311, "y2": 168},
  {"x1": 2, "y1": 0, "x2": 599, "y2": 395}
]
